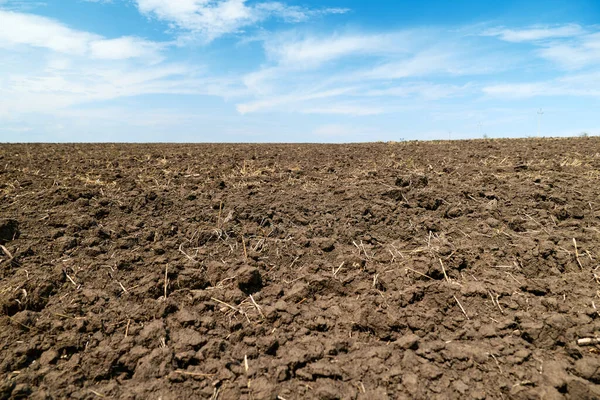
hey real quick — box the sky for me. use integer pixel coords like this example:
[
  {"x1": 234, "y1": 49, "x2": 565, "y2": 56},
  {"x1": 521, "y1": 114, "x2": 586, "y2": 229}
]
[{"x1": 1, "y1": 0, "x2": 600, "y2": 142}]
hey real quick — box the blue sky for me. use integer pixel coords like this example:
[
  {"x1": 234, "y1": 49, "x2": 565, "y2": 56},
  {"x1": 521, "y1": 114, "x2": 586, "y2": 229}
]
[{"x1": 1, "y1": 0, "x2": 599, "y2": 142}]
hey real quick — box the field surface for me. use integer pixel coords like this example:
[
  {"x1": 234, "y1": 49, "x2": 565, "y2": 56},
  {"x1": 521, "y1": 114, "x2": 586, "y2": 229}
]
[{"x1": 2, "y1": 139, "x2": 600, "y2": 399}]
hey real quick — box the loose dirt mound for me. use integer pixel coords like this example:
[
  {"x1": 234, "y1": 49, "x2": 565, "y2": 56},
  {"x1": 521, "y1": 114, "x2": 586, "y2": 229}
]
[{"x1": 1, "y1": 139, "x2": 600, "y2": 399}]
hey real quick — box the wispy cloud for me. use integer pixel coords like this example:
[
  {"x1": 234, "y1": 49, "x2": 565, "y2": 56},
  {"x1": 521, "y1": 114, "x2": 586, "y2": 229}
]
[
  {"x1": 0, "y1": 10, "x2": 167, "y2": 60},
  {"x1": 483, "y1": 71, "x2": 600, "y2": 98},
  {"x1": 482, "y1": 23, "x2": 600, "y2": 70},
  {"x1": 89, "y1": 37, "x2": 167, "y2": 61},
  {"x1": 0, "y1": 10, "x2": 241, "y2": 119},
  {"x1": 482, "y1": 24, "x2": 584, "y2": 42},
  {"x1": 135, "y1": 0, "x2": 348, "y2": 42},
  {"x1": 537, "y1": 32, "x2": 600, "y2": 69},
  {"x1": 364, "y1": 82, "x2": 472, "y2": 100},
  {"x1": 263, "y1": 31, "x2": 415, "y2": 68},
  {"x1": 0, "y1": 10, "x2": 98, "y2": 54},
  {"x1": 236, "y1": 86, "x2": 358, "y2": 113},
  {"x1": 3, "y1": 1, "x2": 600, "y2": 141},
  {"x1": 0, "y1": 0, "x2": 46, "y2": 11},
  {"x1": 301, "y1": 104, "x2": 387, "y2": 116},
  {"x1": 235, "y1": 30, "x2": 503, "y2": 114}
]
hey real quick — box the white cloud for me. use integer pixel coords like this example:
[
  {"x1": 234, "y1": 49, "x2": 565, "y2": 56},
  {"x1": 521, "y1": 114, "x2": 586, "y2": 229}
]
[
  {"x1": 355, "y1": 49, "x2": 464, "y2": 80},
  {"x1": 236, "y1": 86, "x2": 357, "y2": 113},
  {"x1": 0, "y1": 0, "x2": 46, "y2": 11},
  {"x1": 0, "y1": 10, "x2": 167, "y2": 60},
  {"x1": 89, "y1": 36, "x2": 166, "y2": 60},
  {"x1": 301, "y1": 104, "x2": 386, "y2": 116},
  {"x1": 483, "y1": 24, "x2": 584, "y2": 42},
  {"x1": 0, "y1": 10, "x2": 241, "y2": 119},
  {"x1": 537, "y1": 32, "x2": 600, "y2": 69},
  {"x1": 1, "y1": 57, "x2": 243, "y2": 116},
  {"x1": 263, "y1": 31, "x2": 413, "y2": 68},
  {"x1": 0, "y1": 10, "x2": 98, "y2": 54},
  {"x1": 482, "y1": 24, "x2": 600, "y2": 70},
  {"x1": 364, "y1": 83, "x2": 471, "y2": 100},
  {"x1": 135, "y1": 0, "x2": 348, "y2": 42},
  {"x1": 236, "y1": 80, "x2": 472, "y2": 114},
  {"x1": 483, "y1": 72, "x2": 600, "y2": 98},
  {"x1": 236, "y1": 30, "x2": 498, "y2": 115}
]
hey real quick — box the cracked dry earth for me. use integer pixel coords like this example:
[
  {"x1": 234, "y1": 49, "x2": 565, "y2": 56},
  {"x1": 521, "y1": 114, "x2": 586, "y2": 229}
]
[{"x1": 1, "y1": 138, "x2": 600, "y2": 399}]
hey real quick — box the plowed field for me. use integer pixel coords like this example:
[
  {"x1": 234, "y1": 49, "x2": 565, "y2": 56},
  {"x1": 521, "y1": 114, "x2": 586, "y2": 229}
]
[{"x1": 2, "y1": 139, "x2": 600, "y2": 399}]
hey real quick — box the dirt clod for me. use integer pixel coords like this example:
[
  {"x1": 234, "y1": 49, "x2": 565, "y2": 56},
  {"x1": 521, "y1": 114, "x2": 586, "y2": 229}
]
[
  {"x1": 0, "y1": 219, "x2": 19, "y2": 244},
  {"x1": 237, "y1": 265, "x2": 263, "y2": 294}
]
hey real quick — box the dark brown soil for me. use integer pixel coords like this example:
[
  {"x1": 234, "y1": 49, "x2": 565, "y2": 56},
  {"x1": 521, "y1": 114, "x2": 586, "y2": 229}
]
[{"x1": 1, "y1": 139, "x2": 600, "y2": 399}]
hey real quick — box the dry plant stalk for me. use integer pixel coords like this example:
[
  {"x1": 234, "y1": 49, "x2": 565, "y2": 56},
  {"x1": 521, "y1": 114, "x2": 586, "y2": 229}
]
[
  {"x1": 66, "y1": 273, "x2": 78, "y2": 287},
  {"x1": 574, "y1": 238, "x2": 583, "y2": 270},
  {"x1": 332, "y1": 262, "x2": 344, "y2": 278},
  {"x1": 174, "y1": 370, "x2": 216, "y2": 377},
  {"x1": 217, "y1": 201, "x2": 223, "y2": 228},
  {"x1": 405, "y1": 267, "x2": 433, "y2": 280},
  {"x1": 488, "y1": 290, "x2": 504, "y2": 314},
  {"x1": 439, "y1": 258, "x2": 450, "y2": 282},
  {"x1": 164, "y1": 264, "x2": 169, "y2": 299},
  {"x1": 241, "y1": 233, "x2": 248, "y2": 259},
  {"x1": 89, "y1": 389, "x2": 106, "y2": 398},
  {"x1": 249, "y1": 294, "x2": 265, "y2": 319},
  {"x1": 125, "y1": 319, "x2": 131, "y2": 337},
  {"x1": 0, "y1": 245, "x2": 13, "y2": 259},
  {"x1": 454, "y1": 295, "x2": 469, "y2": 320},
  {"x1": 118, "y1": 281, "x2": 128, "y2": 294}
]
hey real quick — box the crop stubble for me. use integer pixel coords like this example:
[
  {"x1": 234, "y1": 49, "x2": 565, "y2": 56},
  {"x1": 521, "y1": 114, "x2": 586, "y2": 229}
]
[{"x1": 1, "y1": 139, "x2": 600, "y2": 399}]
